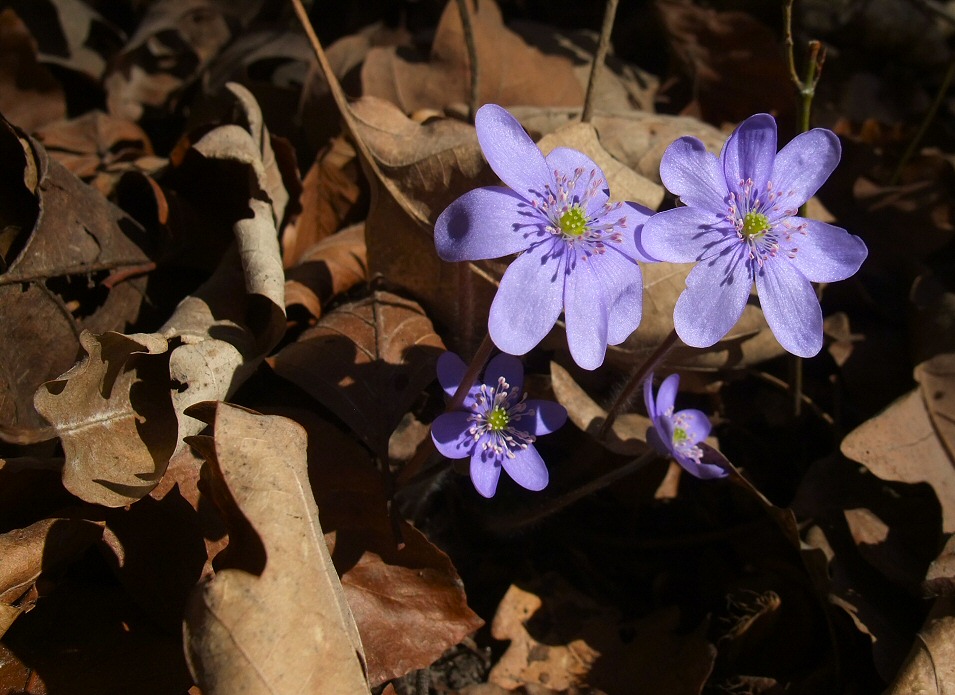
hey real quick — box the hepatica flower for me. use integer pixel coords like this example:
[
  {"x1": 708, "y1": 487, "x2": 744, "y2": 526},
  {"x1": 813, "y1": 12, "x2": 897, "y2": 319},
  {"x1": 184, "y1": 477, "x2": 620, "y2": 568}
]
[
  {"x1": 644, "y1": 373, "x2": 726, "y2": 480},
  {"x1": 435, "y1": 104, "x2": 655, "y2": 370},
  {"x1": 431, "y1": 352, "x2": 567, "y2": 498},
  {"x1": 642, "y1": 113, "x2": 868, "y2": 357}
]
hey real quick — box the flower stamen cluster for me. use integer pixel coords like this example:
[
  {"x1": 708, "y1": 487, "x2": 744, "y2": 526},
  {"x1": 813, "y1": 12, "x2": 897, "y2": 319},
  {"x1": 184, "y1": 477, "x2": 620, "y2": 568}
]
[{"x1": 468, "y1": 376, "x2": 535, "y2": 459}]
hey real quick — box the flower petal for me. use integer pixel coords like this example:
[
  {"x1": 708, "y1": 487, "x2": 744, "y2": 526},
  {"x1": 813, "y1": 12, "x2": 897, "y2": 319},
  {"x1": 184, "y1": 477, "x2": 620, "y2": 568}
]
[
  {"x1": 501, "y1": 445, "x2": 549, "y2": 491},
  {"x1": 434, "y1": 186, "x2": 541, "y2": 261},
  {"x1": 643, "y1": 376, "x2": 658, "y2": 419},
  {"x1": 475, "y1": 104, "x2": 552, "y2": 201},
  {"x1": 622, "y1": 203, "x2": 657, "y2": 263},
  {"x1": 436, "y1": 351, "x2": 467, "y2": 397},
  {"x1": 676, "y1": 451, "x2": 728, "y2": 480},
  {"x1": 563, "y1": 248, "x2": 610, "y2": 370},
  {"x1": 674, "y1": 408, "x2": 711, "y2": 444},
  {"x1": 659, "y1": 136, "x2": 728, "y2": 211},
  {"x1": 770, "y1": 129, "x2": 841, "y2": 208},
  {"x1": 525, "y1": 400, "x2": 567, "y2": 436},
  {"x1": 431, "y1": 411, "x2": 474, "y2": 459},
  {"x1": 722, "y1": 114, "x2": 777, "y2": 199},
  {"x1": 755, "y1": 257, "x2": 823, "y2": 357},
  {"x1": 655, "y1": 374, "x2": 680, "y2": 417},
  {"x1": 647, "y1": 426, "x2": 670, "y2": 458},
  {"x1": 673, "y1": 245, "x2": 752, "y2": 348},
  {"x1": 489, "y1": 239, "x2": 565, "y2": 355},
  {"x1": 641, "y1": 207, "x2": 735, "y2": 264},
  {"x1": 590, "y1": 245, "x2": 643, "y2": 345},
  {"x1": 787, "y1": 218, "x2": 867, "y2": 283},
  {"x1": 544, "y1": 147, "x2": 609, "y2": 212},
  {"x1": 470, "y1": 451, "x2": 503, "y2": 497},
  {"x1": 484, "y1": 353, "x2": 524, "y2": 396}
]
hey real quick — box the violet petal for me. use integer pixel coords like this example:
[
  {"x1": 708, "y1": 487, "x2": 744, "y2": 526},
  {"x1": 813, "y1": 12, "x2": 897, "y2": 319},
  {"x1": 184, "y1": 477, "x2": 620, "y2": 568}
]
[
  {"x1": 659, "y1": 136, "x2": 727, "y2": 211},
  {"x1": 641, "y1": 207, "x2": 734, "y2": 264},
  {"x1": 475, "y1": 104, "x2": 552, "y2": 201},
  {"x1": 434, "y1": 186, "x2": 541, "y2": 261},
  {"x1": 788, "y1": 218, "x2": 868, "y2": 283},
  {"x1": 544, "y1": 147, "x2": 610, "y2": 212},
  {"x1": 755, "y1": 257, "x2": 823, "y2": 357},
  {"x1": 525, "y1": 400, "x2": 568, "y2": 436},
  {"x1": 431, "y1": 411, "x2": 475, "y2": 459},
  {"x1": 722, "y1": 114, "x2": 777, "y2": 199},
  {"x1": 770, "y1": 129, "x2": 841, "y2": 208},
  {"x1": 500, "y1": 445, "x2": 549, "y2": 491},
  {"x1": 673, "y1": 248, "x2": 752, "y2": 348}
]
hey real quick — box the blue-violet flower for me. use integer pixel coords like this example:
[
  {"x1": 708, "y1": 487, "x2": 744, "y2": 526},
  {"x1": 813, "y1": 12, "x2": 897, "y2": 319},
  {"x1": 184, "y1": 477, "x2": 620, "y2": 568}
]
[
  {"x1": 644, "y1": 373, "x2": 726, "y2": 479},
  {"x1": 431, "y1": 351, "x2": 567, "y2": 498},
  {"x1": 434, "y1": 104, "x2": 655, "y2": 370},
  {"x1": 641, "y1": 113, "x2": 868, "y2": 357}
]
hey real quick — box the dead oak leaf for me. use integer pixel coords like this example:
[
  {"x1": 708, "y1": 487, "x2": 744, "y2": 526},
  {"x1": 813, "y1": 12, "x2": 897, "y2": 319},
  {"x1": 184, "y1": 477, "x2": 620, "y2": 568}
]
[
  {"x1": 33, "y1": 331, "x2": 177, "y2": 508},
  {"x1": 361, "y1": 0, "x2": 582, "y2": 113},
  {"x1": 268, "y1": 291, "x2": 444, "y2": 459}
]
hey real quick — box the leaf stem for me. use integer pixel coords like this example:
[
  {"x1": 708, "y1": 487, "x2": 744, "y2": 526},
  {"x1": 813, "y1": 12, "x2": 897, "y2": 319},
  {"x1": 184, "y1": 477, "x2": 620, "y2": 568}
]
[
  {"x1": 455, "y1": 0, "x2": 481, "y2": 123},
  {"x1": 581, "y1": 0, "x2": 620, "y2": 124},
  {"x1": 448, "y1": 332, "x2": 495, "y2": 412},
  {"x1": 598, "y1": 328, "x2": 679, "y2": 440}
]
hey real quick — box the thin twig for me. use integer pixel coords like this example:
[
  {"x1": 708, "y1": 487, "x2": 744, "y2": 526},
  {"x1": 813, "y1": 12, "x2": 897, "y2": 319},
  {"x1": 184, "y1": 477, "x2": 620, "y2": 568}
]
[
  {"x1": 290, "y1": 0, "x2": 431, "y2": 230},
  {"x1": 455, "y1": 0, "x2": 481, "y2": 122},
  {"x1": 581, "y1": 0, "x2": 620, "y2": 123},
  {"x1": 448, "y1": 332, "x2": 495, "y2": 412},
  {"x1": 597, "y1": 329, "x2": 680, "y2": 439},
  {"x1": 889, "y1": 55, "x2": 955, "y2": 185}
]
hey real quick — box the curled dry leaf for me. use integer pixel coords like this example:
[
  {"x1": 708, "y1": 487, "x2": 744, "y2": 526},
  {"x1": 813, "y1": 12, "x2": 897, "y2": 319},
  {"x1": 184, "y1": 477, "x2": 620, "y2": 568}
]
[
  {"x1": 268, "y1": 290, "x2": 444, "y2": 459},
  {"x1": 284, "y1": 223, "x2": 367, "y2": 321},
  {"x1": 183, "y1": 402, "x2": 368, "y2": 695},
  {"x1": 33, "y1": 331, "x2": 177, "y2": 507},
  {"x1": 361, "y1": 0, "x2": 583, "y2": 113},
  {"x1": 842, "y1": 352, "x2": 955, "y2": 532},
  {"x1": 0, "y1": 517, "x2": 103, "y2": 637},
  {"x1": 0, "y1": 115, "x2": 152, "y2": 442}
]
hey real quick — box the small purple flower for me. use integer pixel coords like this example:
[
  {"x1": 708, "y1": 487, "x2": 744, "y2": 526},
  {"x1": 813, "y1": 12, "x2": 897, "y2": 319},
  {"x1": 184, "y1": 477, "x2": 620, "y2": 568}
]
[
  {"x1": 642, "y1": 113, "x2": 868, "y2": 358},
  {"x1": 644, "y1": 373, "x2": 726, "y2": 479},
  {"x1": 431, "y1": 352, "x2": 567, "y2": 498},
  {"x1": 434, "y1": 104, "x2": 655, "y2": 370}
]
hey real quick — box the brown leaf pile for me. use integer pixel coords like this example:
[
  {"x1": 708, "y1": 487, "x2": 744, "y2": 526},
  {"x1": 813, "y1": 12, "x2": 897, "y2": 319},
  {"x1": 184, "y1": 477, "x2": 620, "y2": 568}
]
[{"x1": 1, "y1": 0, "x2": 954, "y2": 693}]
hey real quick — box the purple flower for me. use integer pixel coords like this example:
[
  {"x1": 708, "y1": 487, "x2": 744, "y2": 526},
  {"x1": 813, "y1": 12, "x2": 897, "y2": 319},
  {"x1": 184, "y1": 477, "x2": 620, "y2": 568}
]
[
  {"x1": 434, "y1": 104, "x2": 655, "y2": 370},
  {"x1": 644, "y1": 373, "x2": 726, "y2": 479},
  {"x1": 431, "y1": 352, "x2": 567, "y2": 498},
  {"x1": 642, "y1": 113, "x2": 868, "y2": 358}
]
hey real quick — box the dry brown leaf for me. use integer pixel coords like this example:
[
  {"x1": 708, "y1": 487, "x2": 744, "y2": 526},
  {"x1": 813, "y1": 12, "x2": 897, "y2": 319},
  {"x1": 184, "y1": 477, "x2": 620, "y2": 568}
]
[
  {"x1": 842, "y1": 353, "x2": 955, "y2": 532},
  {"x1": 268, "y1": 290, "x2": 444, "y2": 459},
  {"x1": 0, "y1": 115, "x2": 153, "y2": 442},
  {"x1": 885, "y1": 595, "x2": 955, "y2": 694},
  {"x1": 33, "y1": 331, "x2": 178, "y2": 507},
  {"x1": 282, "y1": 137, "x2": 363, "y2": 269},
  {"x1": 183, "y1": 402, "x2": 368, "y2": 695},
  {"x1": 0, "y1": 9, "x2": 66, "y2": 133},
  {"x1": 0, "y1": 517, "x2": 102, "y2": 637},
  {"x1": 284, "y1": 223, "x2": 367, "y2": 320},
  {"x1": 361, "y1": 0, "x2": 583, "y2": 113},
  {"x1": 34, "y1": 111, "x2": 164, "y2": 197},
  {"x1": 655, "y1": 0, "x2": 794, "y2": 125},
  {"x1": 489, "y1": 575, "x2": 715, "y2": 693},
  {"x1": 290, "y1": 409, "x2": 484, "y2": 686}
]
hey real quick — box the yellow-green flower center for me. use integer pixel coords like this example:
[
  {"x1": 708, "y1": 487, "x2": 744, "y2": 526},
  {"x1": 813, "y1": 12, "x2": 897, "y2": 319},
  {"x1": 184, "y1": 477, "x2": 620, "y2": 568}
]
[
  {"x1": 741, "y1": 212, "x2": 770, "y2": 239},
  {"x1": 673, "y1": 427, "x2": 688, "y2": 443},
  {"x1": 487, "y1": 407, "x2": 510, "y2": 432},
  {"x1": 559, "y1": 206, "x2": 589, "y2": 237}
]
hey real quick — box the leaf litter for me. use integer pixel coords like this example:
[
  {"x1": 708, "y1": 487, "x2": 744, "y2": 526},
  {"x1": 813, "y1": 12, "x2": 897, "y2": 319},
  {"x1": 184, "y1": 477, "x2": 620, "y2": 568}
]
[{"x1": 1, "y1": 0, "x2": 955, "y2": 693}]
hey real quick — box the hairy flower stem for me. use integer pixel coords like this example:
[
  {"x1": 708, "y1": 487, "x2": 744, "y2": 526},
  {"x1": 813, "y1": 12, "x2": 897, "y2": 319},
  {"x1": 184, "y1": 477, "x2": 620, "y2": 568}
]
[
  {"x1": 486, "y1": 449, "x2": 660, "y2": 533},
  {"x1": 396, "y1": 334, "x2": 496, "y2": 488},
  {"x1": 784, "y1": 0, "x2": 826, "y2": 418},
  {"x1": 582, "y1": 0, "x2": 620, "y2": 123},
  {"x1": 598, "y1": 329, "x2": 679, "y2": 440}
]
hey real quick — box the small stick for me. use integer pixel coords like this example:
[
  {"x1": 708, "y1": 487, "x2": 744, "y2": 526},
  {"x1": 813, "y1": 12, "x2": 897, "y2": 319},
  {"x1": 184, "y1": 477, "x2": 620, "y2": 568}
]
[
  {"x1": 582, "y1": 0, "x2": 620, "y2": 123},
  {"x1": 455, "y1": 0, "x2": 481, "y2": 122}
]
